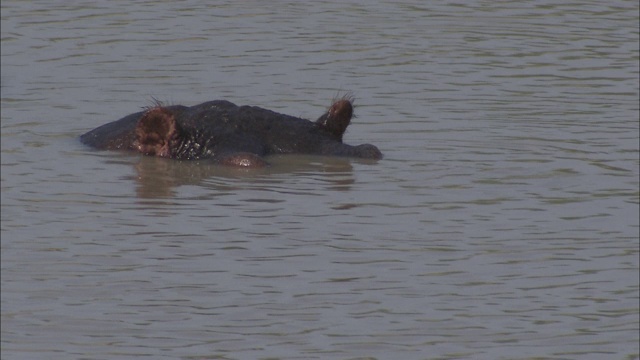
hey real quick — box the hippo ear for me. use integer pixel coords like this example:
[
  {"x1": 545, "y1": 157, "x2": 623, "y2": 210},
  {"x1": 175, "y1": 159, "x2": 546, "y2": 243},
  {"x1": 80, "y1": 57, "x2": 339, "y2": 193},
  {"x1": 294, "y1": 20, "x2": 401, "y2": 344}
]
[
  {"x1": 315, "y1": 98, "x2": 353, "y2": 141},
  {"x1": 133, "y1": 107, "x2": 180, "y2": 158}
]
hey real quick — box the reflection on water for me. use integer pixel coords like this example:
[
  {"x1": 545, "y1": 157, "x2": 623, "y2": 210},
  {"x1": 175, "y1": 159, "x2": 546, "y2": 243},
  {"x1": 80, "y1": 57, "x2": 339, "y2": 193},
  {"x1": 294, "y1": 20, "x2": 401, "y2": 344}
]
[
  {"x1": 1, "y1": 0, "x2": 638, "y2": 359},
  {"x1": 131, "y1": 154, "x2": 365, "y2": 198}
]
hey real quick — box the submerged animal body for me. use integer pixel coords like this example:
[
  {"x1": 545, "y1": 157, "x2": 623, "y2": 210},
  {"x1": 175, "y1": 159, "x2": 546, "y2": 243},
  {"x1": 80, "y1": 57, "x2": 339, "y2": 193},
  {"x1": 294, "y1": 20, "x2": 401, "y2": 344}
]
[{"x1": 80, "y1": 98, "x2": 382, "y2": 167}]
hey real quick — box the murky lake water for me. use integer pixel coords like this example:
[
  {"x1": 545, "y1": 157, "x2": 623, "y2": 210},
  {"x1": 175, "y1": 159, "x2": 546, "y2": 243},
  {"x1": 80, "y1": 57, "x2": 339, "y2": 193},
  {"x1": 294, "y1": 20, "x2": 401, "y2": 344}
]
[{"x1": 2, "y1": 1, "x2": 638, "y2": 359}]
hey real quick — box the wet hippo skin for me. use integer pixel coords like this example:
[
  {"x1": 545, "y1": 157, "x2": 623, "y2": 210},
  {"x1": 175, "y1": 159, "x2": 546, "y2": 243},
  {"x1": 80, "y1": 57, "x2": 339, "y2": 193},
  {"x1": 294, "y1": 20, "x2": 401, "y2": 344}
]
[{"x1": 80, "y1": 97, "x2": 382, "y2": 167}]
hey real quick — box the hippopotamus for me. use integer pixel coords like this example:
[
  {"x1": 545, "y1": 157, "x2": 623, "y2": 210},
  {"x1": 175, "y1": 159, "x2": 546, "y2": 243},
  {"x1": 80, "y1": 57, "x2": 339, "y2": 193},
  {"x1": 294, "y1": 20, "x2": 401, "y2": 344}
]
[{"x1": 80, "y1": 96, "x2": 382, "y2": 167}]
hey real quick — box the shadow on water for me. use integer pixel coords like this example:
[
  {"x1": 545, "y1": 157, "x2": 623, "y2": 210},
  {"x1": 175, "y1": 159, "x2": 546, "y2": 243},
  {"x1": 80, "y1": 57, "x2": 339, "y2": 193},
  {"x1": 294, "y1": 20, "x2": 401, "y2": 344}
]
[{"x1": 123, "y1": 153, "x2": 378, "y2": 199}]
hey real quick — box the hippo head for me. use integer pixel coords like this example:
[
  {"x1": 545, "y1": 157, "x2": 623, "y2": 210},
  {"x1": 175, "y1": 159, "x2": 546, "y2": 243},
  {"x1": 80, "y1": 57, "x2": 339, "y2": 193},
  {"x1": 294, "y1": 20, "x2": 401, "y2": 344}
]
[{"x1": 80, "y1": 95, "x2": 382, "y2": 167}]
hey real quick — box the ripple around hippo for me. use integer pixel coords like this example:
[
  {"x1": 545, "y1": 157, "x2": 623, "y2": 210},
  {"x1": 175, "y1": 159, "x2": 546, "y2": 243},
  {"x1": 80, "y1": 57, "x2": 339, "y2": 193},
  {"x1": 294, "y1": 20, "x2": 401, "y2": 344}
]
[{"x1": 80, "y1": 97, "x2": 382, "y2": 167}]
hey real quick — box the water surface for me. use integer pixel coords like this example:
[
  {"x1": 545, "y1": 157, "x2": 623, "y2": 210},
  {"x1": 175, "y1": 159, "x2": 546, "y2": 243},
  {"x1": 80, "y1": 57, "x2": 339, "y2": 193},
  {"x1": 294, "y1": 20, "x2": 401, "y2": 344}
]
[{"x1": 2, "y1": 1, "x2": 638, "y2": 359}]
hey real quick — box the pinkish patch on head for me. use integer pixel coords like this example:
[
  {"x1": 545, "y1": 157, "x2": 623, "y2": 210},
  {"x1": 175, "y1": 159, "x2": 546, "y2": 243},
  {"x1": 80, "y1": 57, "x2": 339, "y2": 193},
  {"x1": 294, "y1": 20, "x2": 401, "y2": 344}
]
[{"x1": 133, "y1": 107, "x2": 180, "y2": 158}]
